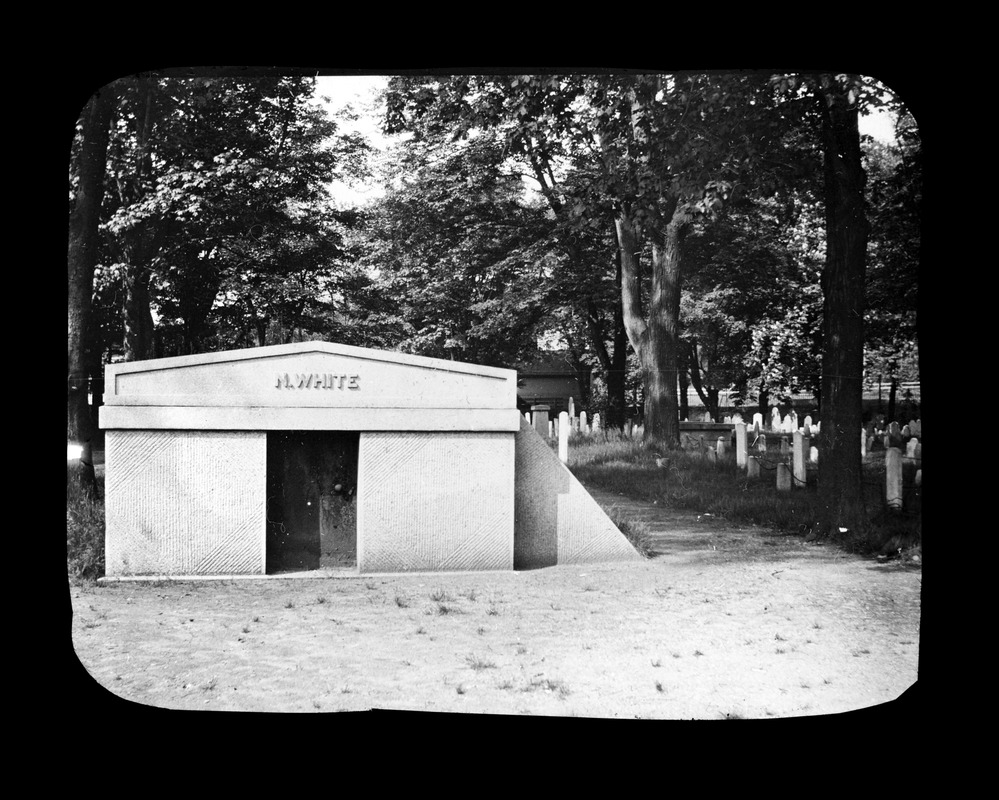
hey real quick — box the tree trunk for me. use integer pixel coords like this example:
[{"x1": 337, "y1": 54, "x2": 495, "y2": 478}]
[
  {"x1": 123, "y1": 259, "x2": 155, "y2": 361},
  {"x1": 615, "y1": 208, "x2": 685, "y2": 449},
  {"x1": 815, "y1": 75, "x2": 869, "y2": 536},
  {"x1": 758, "y1": 383, "x2": 770, "y2": 428},
  {"x1": 887, "y1": 376, "x2": 898, "y2": 424},
  {"x1": 678, "y1": 346, "x2": 689, "y2": 422},
  {"x1": 68, "y1": 84, "x2": 117, "y2": 496}
]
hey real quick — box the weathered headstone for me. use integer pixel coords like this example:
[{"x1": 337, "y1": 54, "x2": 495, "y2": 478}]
[
  {"x1": 558, "y1": 411, "x2": 569, "y2": 463},
  {"x1": 735, "y1": 422, "x2": 748, "y2": 468},
  {"x1": 810, "y1": 445, "x2": 819, "y2": 464},
  {"x1": 885, "y1": 447, "x2": 903, "y2": 511},
  {"x1": 580, "y1": 411, "x2": 588, "y2": 434},
  {"x1": 747, "y1": 455, "x2": 760, "y2": 479},
  {"x1": 592, "y1": 413, "x2": 601, "y2": 433},
  {"x1": 532, "y1": 404, "x2": 550, "y2": 439},
  {"x1": 792, "y1": 431, "x2": 808, "y2": 487},
  {"x1": 776, "y1": 462, "x2": 792, "y2": 492}
]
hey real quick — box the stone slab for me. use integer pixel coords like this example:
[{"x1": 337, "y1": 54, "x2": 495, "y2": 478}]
[
  {"x1": 104, "y1": 430, "x2": 267, "y2": 576},
  {"x1": 356, "y1": 432, "x2": 515, "y2": 573},
  {"x1": 514, "y1": 417, "x2": 641, "y2": 568}
]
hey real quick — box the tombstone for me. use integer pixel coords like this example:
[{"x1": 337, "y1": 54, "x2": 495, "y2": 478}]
[
  {"x1": 758, "y1": 433, "x2": 767, "y2": 453},
  {"x1": 906, "y1": 438, "x2": 919, "y2": 458},
  {"x1": 625, "y1": 420, "x2": 633, "y2": 438},
  {"x1": 792, "y1": 431, "x2": 808, "y2": 487},
  {"x1": 580, "y1": 411, "x2": 588, "y2": 434},
  {"x1": 747, "y1": 455, "x2": 760, "y2": 479},
  {"x1": 99, "y1": 342, "x2": 642, "y2": 578},
  {"x1": 592, "y1": 413, "x2": 601, "y2": 433},
  {"x1": 731, "y1": 412, "x2": 744, "y2": 424},
  {"x1": 532, "y1": 404, "x2": 551, "y2": 439},
  {"x1": 885, "y1": 447, "x2": 903, "y2": 511},
  {"x1": 803, "y1": 415, "x2": 813, "y2": 431},
  {"x1": 558, "y1": 411, "x2": 570, "y2": 463},
  {"x1": 771, "y1": 407, "x2": 781, "y2": 431},
  {"x1": 705, "y1": 448, "x2": 717, "y2": 465},
  {"x1": 734, "y1": 422, "x2": 748, "y2": 468},
  {"x1": 861, "y1": 427, "x2": 867, "y2": 457},
  {"x1": 809, "y1": 445, "x2": 819, "y2": 464},
  {"x1": 568, "y1": 396, "x2": 575, "y2": 420},
  {"x1": 716, "y1": 436, "x2": 727, "y2": 457},
  {"x1": 782, "y1": 413, "x2": 794, "y2": 433},
  {"x1": 752, "y1": 412, "x2": 763, "y2": 433},
  {"x1": 776, "y1": 462, "x2": 792, "y2": 492},
  {"x1": 780, "y1": 437, "x2": 789, "y2": 457}
]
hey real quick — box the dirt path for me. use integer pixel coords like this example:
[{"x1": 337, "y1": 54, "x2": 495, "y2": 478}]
[{"x1": 69, "y1": 485, "x2": 921, "y2": 719}]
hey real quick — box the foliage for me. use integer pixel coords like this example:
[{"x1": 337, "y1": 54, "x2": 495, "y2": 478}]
[
  {"x1": 87, "y1": 74, "x2": 371, "y2": 359},
  {"x1": 359, "y1": 118, "x2": 555, "y2": 366},
  {"x1": 67, "y1": 474, "x2": 105, "y2": 583},
  {"x1": 863, "y1": 120, "x2": 921, "y2": 384}
]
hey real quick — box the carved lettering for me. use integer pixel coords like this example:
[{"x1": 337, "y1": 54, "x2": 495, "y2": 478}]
[{"x1": 273, "y1": 371, "x2": 361, "y2": 390}]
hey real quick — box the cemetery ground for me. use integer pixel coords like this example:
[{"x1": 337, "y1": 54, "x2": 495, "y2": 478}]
[{"x1": 68, "y1": 442, "x2": 922, "y2": 720}]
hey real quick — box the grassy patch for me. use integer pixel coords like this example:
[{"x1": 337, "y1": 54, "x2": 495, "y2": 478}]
[
  {"x1": 67, "y1": 478, "x2": 105, "y2": 583},
  {"x1": 568, "y1": 436, "x2": 921, "y2": 553}
]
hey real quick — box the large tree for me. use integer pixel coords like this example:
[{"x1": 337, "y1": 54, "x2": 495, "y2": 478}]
[
  {"x1": 68, "y1": 83, "x2": 118, "y2": 495},
  {"x1": 93, "y1": 73, "x2": 367, "y2": 361},
  {"x1": 811, "y1": 73, "x2": 871, "y2": 534}
]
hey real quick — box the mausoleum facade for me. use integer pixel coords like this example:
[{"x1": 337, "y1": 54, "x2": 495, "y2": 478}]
[{"x1": 100, "y1": 341, "x2": 638, "y2": 577}]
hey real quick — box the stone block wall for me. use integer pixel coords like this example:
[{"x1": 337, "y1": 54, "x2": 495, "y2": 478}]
[
  {"x1": 357, "y1": 432, "x2": 515, "y2": 572},
  {"x1": 104, "y1": 430, "x2": 267, "y2": 576}
]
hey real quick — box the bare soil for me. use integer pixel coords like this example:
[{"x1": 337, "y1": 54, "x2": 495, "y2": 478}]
[{"x1": 69, "y1": 483, "x2": 921, "y2": 719}]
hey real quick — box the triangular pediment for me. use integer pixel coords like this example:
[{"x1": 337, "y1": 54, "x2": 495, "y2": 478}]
[{"x1": 104, "y1": 342, "x2": 516, "y2": 410}]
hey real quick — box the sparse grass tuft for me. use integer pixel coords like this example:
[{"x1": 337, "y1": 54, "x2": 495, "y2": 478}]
[
  {"x1": 430, "y1": 588, "x2": 452, "y2": 603},
  {"x1": 608, "y1": 509, "x2": 657, "y2": 559},
  {"x1": 522, "y1": 677, "x2": 570, "y2": 699},
  {"x1": 465, "y1": 654, "x2": 497, "y2": 671},
  {"x1": 394, "y1": 595, "x2": 410, "y2": 608}
]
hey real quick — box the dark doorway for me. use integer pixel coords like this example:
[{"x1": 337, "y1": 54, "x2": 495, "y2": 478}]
[{"x1": 266, "y1": 431, "x2": 359, "y2": 573}]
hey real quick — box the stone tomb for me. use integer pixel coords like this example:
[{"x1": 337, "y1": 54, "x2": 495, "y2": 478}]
[{"x1": 100, "y1": 341, "x2": 638, "y2": 577}]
